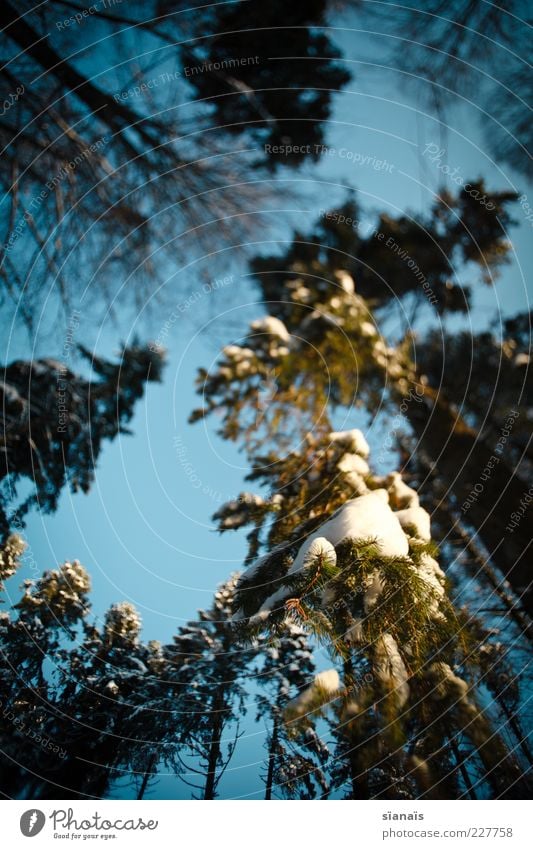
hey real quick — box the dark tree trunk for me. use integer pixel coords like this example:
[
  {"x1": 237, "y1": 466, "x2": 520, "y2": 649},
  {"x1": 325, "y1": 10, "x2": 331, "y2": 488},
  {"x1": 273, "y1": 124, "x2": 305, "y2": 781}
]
[
  {"x1": 264, "y1": 716, "x2": 279, "y2": 800},
  {"x1": 203, "y1": 691, "x2": 224, "y2": 801},
  {"x1": 137, "y1": 752, "x2": 158, "y2": 800}
]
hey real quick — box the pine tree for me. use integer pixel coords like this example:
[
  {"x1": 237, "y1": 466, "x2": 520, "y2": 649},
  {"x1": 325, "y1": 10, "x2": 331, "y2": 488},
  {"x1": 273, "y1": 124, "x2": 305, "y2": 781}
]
[
  {"x1": 0, "y1": 535, "x2": 163, "y2": 798},
  {"x1": 0, "y1": 538, "x2": 256, "y2": 800},
  {"x1": 0, "y1": 342, "x2": 165, "y2": 536},
  {"x1": 256, "y1": 624, "x2": 329, "y2": 799},
  {"x1": 156, "y1": 576, "x2": 258, "y2": 800},
  {"x1": 244, "y1": 194, "x2": 532, "y2": 613},
  {"x1": 191, "y1": 286, "x2": 531, "y2": 798}
]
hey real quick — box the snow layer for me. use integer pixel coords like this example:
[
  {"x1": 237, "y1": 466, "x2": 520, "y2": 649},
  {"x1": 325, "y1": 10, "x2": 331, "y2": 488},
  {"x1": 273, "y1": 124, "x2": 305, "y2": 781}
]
[
  {"x1": 288, "y1": 537, "x2": 337, "y2": 576},
  {"x1": 363, "y1": 570, "x2": 384, "y2": 613},
  {"x1": 328, "y1": 428, "x2": 370, "y2": 458},
  {"x1": 395, "y1": 505, "x2": 431, "y2": 541},
  {"x1": 337, "y1": 452, "x2": 370, "y2": 479},
  {"x1": 251, "y1": 538, "x2": 337, "y2": 622},
  {"x1": 344, "y1": 617, "x2": 364, "y2": 645},
  {"x1": 287, "y1": 668, "x2": 340, "y2": 716},
  {"x1": 374, "y1": 633, "x2": 410, "y2": 708},
  {"x1": 251, "y1": 316, "x2": 290, "y2": 342},
  {"x1": 386, "y1": 472, "x2": 420, "y2": 509},
  {"x1": 335, "y1": 271, "x2": 355, "y2": 295},
  {"x1": 290, "y1": 493, "x2": 409, "y2": 572}
]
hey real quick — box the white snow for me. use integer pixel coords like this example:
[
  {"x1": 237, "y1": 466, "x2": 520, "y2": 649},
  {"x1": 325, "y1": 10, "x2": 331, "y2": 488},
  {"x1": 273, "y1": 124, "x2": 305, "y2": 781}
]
[
  {"x1": 386, "y1": 472, "x2": 419, "y2": 509},
  {"x1": 328, "y1": 428, "x2": 370, "y2": 458},
  {"x1": 419, "y1": 553, "x2": 445, "y2": 582},
  {"x1": 290, "y1": 494, "x2": 409, "y2": 573},
  {"x1": 428, "y1": 662, "x2": 469, "y2": 700},
  {"x1": 363, "y1": 570, "x2": 384, "y2": 613},
  {"x1": 415, "y1": 554, "x2": 445, "y2": 620},
  {"x1": 360, "y1": 321, "x2": 377, "y2": 337},
  {"x1": 290, "y1": 284, "x2": 313, "y2": 303},
  {"x1": 335, "y1": 271, "x2": 355, "y2": 295},
  {"x1": 288, "y1": 537, "x2": 337, "y2": 576},
  {"x1": 214, "y1": 493, "x2": 266, "y2": 530},
  {"x1": 337, "y1": 452, "x2": 370, "y2": 479},
  {"x1": 287, "y1": 668, "x2": 340, "y2": 717},
  {"x1": 395, "y1": 505, "x2": 431, "y2": 541},
  {"x1": 345, "y1": 617, "x2": 364, "y2": 645},
  {"x1": 315, "y1": 669, "x2": 341, "y2": 694},
  {"x1": 374, "y1": 634, "x2": 409, "y2": 708},
  {"x1": 252, "y1": 538, "x2": 337, "y2": 622},
  {"x1": 222, "y1": 344, "x2": 254, "y2": 361},
  {"x1": 251, "y1": 316, "x2": 290, "y2": 342}
]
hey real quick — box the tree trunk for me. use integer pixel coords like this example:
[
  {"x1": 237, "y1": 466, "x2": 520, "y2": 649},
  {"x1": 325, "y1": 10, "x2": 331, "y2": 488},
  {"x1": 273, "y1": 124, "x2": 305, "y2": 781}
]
[
  {"x1": 137, "y1": 752, "x2": 158, "y2": 800},
  {"x1": 203, "y1": 691, "x2": 224, "y2": 800},
  {"x1": 264, "y1": 716, "x2": 279, "y2": 800}
]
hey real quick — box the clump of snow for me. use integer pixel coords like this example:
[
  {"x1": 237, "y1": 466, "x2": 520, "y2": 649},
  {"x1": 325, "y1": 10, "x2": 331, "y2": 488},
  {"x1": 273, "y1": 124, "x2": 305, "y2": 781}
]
[
  {"x1": 428, "y1": 662, "x2": 469, "y2": 701},
  {"x1": 337, "y1": 452, "x2": 370, "y2": 481},
  {"x1": 360, "y1": 321, "x2": 377, "y2": 337},
  {"x1": 251, "y1": 538, "x2": 337, "y2": 623},
  {"x1": 386, "y1": 472, "x2": 420, "y2": 509},
  {"x1": 288, "y1": 280, "x2": 313, "y2": 303},
  {"x1": 395, "y1": 505, "x2": 431, "y2": 541},
  {"x1": 374, "y1": 633, "x2": 409, "y2": 708},
  {"x1": 214, "y1": 493, "x2": 265, "y2": 530},
  {"x1": 222, "y1": 344, "x2": 254, "y2": 361},
  {"x1": 419, "y1": 553, "x2": 445, "y2": 582},
  {"x1": 363, "y1": 570, "x2": 384, "y2": 613},
  {"x1": 290, "y1": 494, "x2": 409, "y2": 578},
  {"x1": 288, "y1": 537, "x2": 337, "y2": 576},
  {"x1": 328, "y1": 428, "x2": 370, "y2": 458},
  {"x1": 315, "y1": 669, "x2": 341, "y2": 693},
  {"x1": 335, "y1": 271, "x2": 355, "y2": 295},
  {"x1": 414, "y1": 554, "x2": 446, "y2": 620},
  {"x1": 344, "y1": 617, "x2": 364, "y2": 645},
  {"x1": 251, "y1": 316, "x2": 290, "y2": 342},
  {"x1": 287, "y1": 668, "x2": 340, "y2": 717},
  {"x1": 280, "y1": 490, "x2": 409, "y2": 596}
]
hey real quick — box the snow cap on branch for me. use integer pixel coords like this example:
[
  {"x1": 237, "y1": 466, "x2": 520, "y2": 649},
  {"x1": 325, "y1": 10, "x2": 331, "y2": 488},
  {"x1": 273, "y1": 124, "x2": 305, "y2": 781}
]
[
  {"x1": 286, "y1": 668, "x2": 341, "y2": 718},
  {"x1": 395, "y1": 505, "x2": 431, "y2": 541},
  {"x1": 291, "y1": 492, "x2": 409, "y2": 568},
  {"x1": 374, "y1": 633, "x2": 410, "y2": 708},
  {"x1": 328, "y1": 428, "x2": 370, "y2": 458},
  {"x1": 250, "y1": 316, "x2": 290, "y2": 342}
]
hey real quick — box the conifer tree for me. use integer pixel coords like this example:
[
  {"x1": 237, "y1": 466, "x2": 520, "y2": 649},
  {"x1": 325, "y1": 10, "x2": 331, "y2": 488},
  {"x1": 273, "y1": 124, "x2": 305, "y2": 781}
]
[
  {"x1": 0, "y1": 536, "x2": 164, "y2": 798},
  {"x1": 153, "y1": 576, "x2": 258, "y2": 800},
  {"x1": 243, "y1": 194, "x2": 532, "y2": 613},
  {"x1": 0, "y1": 342, "x2": 165, "y2": 536},
  {"x1": 191, "y1": 286, "x2": 531, "y2": 799},
  {"x1": 256, "y1": 624, "x2": 329, "y2": 799}
]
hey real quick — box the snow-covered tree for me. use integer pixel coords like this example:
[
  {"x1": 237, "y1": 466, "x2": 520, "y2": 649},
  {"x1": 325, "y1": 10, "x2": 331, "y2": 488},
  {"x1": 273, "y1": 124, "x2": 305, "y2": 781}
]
[
  {"x1": 255, "y1": 624, "x2": 329, "y2": 799},
  {"x1": 0, "y1": 342, "x2": 165, "y2": 536},
  {"x1": 0, "y1": 537, "x2": 162, "y2": 798},
  {"x1": 192, "y1": 284, "x2": 531, "y2": 798},
  {"x1": 244, "y1": 196, "x2": 532, "y2": 614},
  {"x1": 157, "y1": 576, "x2": 258, "y2": 800}
]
